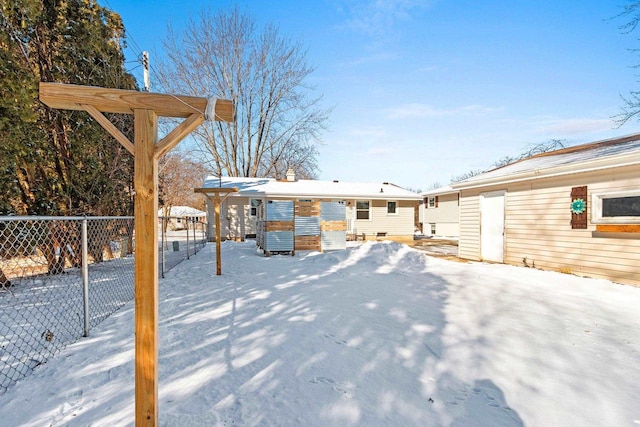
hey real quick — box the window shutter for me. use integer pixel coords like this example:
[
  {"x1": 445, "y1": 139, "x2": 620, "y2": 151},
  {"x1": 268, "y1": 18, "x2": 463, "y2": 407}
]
[
  {"x1": 570, "y1": 186, "x2": 587, "y2": 229},
  {"x1": 424, "y1": 198, "x2": 429, "y2": 209},
  {"x1": 435, "y1": 196, "x2": 439, "y2": 208}
]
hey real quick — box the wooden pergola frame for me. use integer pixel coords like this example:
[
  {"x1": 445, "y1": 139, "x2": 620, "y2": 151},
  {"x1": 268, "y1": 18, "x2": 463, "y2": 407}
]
[
  {"x1": 39, "y1": 82, "x2": 234, "y2": 426},
  {"x1": 194, "y1": 187, "x2": 239, "y2": 275}
]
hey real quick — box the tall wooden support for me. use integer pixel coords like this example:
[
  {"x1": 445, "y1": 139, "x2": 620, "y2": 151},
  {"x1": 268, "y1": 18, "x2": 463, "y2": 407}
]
[
  {"x1": 133, "y1": 109, "x2": 159, "y2": 424},
  {"x1": 39, "y1": 83, "x2": 234, "y2": 426},
  {"x1": 215, "y1": 192, "x2": 222, "y2": 275},
  {"x1": 194, "y1": 187, "x2": 238, "y2": 275}
]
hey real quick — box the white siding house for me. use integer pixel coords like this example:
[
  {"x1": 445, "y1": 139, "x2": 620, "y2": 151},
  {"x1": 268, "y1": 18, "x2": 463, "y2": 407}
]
[
  {"x1": 452, "y1": 133, "x2": 640, "y2": 287},
  {"x1": 196, "y1": 173, "x2": 421, "y2": 247},
  {"x1": 419, "y1": 186, "x2": 460, "y2": 237},
  {"x1": 158, "y1": 205, "x2": 206, "y2": 230}
]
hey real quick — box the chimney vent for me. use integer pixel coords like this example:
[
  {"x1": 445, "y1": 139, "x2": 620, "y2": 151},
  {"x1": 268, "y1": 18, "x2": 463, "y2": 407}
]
[{"x1": 286, "y1": 168, "x2": 296, "y2": 182}]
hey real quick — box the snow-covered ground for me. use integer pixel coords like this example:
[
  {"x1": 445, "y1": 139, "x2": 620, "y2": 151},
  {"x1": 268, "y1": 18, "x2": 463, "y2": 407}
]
[{"x1": 1, "y1": 240, "x2": 639, "y2": 427}]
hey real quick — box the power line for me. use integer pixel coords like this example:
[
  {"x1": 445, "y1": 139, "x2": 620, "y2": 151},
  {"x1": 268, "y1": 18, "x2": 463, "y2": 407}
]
[{"x1": 101, "y1": 0, "x2": 155, "y2": 88}]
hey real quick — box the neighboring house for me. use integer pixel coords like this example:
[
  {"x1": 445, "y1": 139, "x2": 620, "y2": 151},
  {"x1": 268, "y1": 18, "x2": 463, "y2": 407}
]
[
  {"x1": 158, "y1": 205, "x2": 207, "y2": 230},
  {"x1": 196, "y1": 171, "x2": 421, "y2": 251},
  {"x1": 451, "y1": 133, "x2": 640, "y2": 287},
  {"x1": 419, "y1": 186, "x2": 460, "y2": 238}
]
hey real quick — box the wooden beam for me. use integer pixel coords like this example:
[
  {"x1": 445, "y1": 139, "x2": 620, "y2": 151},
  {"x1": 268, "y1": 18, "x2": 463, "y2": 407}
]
[
  {"x1": 214, "y1": 192, "x2": 222, "y2": 276},
  {"x1": 40, "y1": 82, "x2": 234, "y2": 121},
  {"x1": 133, "y1": 109, "x2": 159, "y2": 426},
  {"x1": 40, "y1": 83, "x2": 235, "y2": 427},
  {"x1": 82, "y1": 104, "x2": 135, "y2": 155},
  {"x1": 195, "y1": 187, "x2": 238, "y2": 275},
  {"x1": 596, "y1": 224, "x2": 640, "y2": 233},
  {"x1": 194, "y1": 187, "x2": 239, "y2": 195},
  {"x1": 154, "y1": 113, "x2": 205, "y2": 159}
]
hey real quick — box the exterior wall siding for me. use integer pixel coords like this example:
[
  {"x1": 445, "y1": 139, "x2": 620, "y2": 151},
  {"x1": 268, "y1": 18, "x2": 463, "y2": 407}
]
[
  {"x1": 435, "y1": 223, "x2": 459, "y2": 237},
  {"x1": 207, "y1": 195, "x2": 419, "y2": 245},
  {"x1": 423, "y1": 193, "x2": 459, "y2": 222},
  {"x1": 458, "y1": 191, "x2": 480, "y2": 260},
  {"x1": 206, "y1": 196, "x2": 255, "y2": 241},
  {"x1": 502, "y1": 168, "x2": 640, "y2": 286},
  {"x1": 205, "y1": 198, "x2": 215, "y2": 240},
  {"x1": 349, "y1": 199, "x2": 417, "y2": 241},
  {"x1": 422, "y1": 193, "x2": 460, "y2": 237},
  {"x1": 459, "y1": 165, "x2": 640, "y2": 286}
]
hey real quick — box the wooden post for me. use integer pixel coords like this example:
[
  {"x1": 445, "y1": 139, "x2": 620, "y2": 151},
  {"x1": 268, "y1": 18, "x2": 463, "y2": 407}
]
[
  {"x1": 214, "y1": 192, "x2": 222, "y2": 276},
  {"x1": 133, "y1": 109, "x2": 159, "y2": 425},
  {"x1": 39, "y1": 83, "x2": 234, "y2": 426},
  {"x1": 194, "y1": 187, "x2": 238, "y2": 275}
]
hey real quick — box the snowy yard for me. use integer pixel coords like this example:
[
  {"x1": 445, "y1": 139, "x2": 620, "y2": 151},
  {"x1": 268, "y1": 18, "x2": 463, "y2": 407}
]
[{"x1": 1, "y1": 240, "x2": 639, "y2": 426}]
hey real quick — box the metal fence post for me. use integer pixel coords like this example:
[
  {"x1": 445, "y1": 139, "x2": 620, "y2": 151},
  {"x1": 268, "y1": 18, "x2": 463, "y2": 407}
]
[
  {"x1": 0, "y1": 215, "x2": 139, "y2": 393},
  {"x1": 186, "y1": 218, "x2": 190, "y2": 259},
  {"x1": 82, "y1": 218, "x2": 90, "y2": 337},
  {"x1": 161, "y1": 216, "x2": 165, "y2": 279},
  {"x1": 195, "y1": 219, "x2": 199, "y2": 251}
]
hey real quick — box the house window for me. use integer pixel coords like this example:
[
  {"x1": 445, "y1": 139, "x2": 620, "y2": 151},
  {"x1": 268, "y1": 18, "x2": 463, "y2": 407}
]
[
  {"x1": 250, "y1": 199, "x2": 261, "y2": 216},
  {"x1": 592, "y1": 191, "x2": 640, "y2": 224},
  {"x1": 603, "y1": 196, "x2": 640, "y2": 217},
  {"x1": 430, "y1": 223, "x2": 436, "y2": 235},
  {"x1": 356, "y1": 200, "x2": 370, "y2": 220},
  {"x1": 427, "y1": 196, "x2": 438, "y2": 208},
  {"x1": 387, "y1": 201, "x2": 397, "y2": 215}
]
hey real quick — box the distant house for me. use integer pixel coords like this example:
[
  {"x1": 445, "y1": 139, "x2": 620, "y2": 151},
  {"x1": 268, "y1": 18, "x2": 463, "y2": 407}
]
[
  {"x1": 419, "y1": 186, "x2": 460, "y2": 238},
  {"x1": 196, "y1": 171, "x2": 421, "y2": 252},
  {"x1": 158, "y1": 205, "x2": 206, "y2": 231},
  {"x1": 451, "y1": 133, "x2": 640, "y2": 287}
]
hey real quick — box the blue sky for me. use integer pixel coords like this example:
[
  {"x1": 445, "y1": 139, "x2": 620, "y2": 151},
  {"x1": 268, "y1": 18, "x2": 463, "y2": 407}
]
[{"x1": 104, "y1": 0, "x2": 640, "y2": 190}]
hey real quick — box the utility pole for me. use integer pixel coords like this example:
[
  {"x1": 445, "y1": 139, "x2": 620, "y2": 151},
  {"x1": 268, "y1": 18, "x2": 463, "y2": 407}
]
[{"x1": 143, "y1": 51, "x2": 150, "y2": 92}]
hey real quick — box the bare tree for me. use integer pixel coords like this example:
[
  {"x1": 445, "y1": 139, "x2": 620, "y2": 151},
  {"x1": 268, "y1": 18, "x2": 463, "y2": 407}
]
[
  {"x1": 450, "y1": 169, "x2": 485, "y2": 184},
  {"x1": 425, "y1": 182, "x2": 444, "y2": 191},
  {"x1": 614, "y1": 1, "x2": 640, "y2": 124},
  {"x1": 491, "y1": 155, "x2": 520, "y2": 169},
  {"x1": 451, "y1": 139, "x2": 567, "y2": 183},
  {"x1": 491, "y1": 139, "x2": 566, "y2": 168},
  {"x1": 521, "y1": 139, "x2": 566, "y2": 157},
  {"x1": 155, "y1": 6, "x2": 329, "y2": 179},
  {"x1": 159, "y1": 152, "x2": 209, "y2": 216}
]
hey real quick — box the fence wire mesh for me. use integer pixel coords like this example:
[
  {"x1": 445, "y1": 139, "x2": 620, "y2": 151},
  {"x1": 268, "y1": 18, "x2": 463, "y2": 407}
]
[
  {"x1": 0, "y1": 215, "x2": 207, "y2": 395},
  {"x1": 159, "y1": 216, "x2": 208, "y2": 277}
]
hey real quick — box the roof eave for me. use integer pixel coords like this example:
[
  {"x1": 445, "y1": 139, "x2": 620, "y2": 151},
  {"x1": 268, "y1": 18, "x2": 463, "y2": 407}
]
[
  {"x1": 420, "y1": 188, "x2": 459, "y2": 197},
  {"x1": 198, "y1": 189, "x2": 419, "y2": 200},
  {"x1": 252, "y1": 191, "x2": 420, "y2": 200},
  {"x1": 451, "y1": 152, "x2": 640, "y2": 190}
]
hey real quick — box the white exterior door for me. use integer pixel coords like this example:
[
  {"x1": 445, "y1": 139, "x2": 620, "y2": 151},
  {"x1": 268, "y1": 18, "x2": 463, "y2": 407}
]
[
  {"x1": 480, "y1": 191, "x2": 505, "y2": 262},
  {"x1": 346, "y1": 204, "x2": 356, "y2": 234}
]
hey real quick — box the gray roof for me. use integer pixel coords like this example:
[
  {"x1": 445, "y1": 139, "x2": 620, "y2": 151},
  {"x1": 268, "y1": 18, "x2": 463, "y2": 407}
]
[{"x1": 452, "y1": 133, "x2": 640, "y2": 189}]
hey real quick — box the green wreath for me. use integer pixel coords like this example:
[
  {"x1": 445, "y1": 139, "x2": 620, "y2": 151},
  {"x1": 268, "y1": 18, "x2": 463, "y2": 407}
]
[{"x1": 571, "y1": 198, "x2": 586, "y2": 214}]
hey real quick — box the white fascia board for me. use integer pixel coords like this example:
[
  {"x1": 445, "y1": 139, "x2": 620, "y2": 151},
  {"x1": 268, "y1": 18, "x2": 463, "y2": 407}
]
[{"x1": 231, "y1": 191, "x2": 420, "y2": 201}]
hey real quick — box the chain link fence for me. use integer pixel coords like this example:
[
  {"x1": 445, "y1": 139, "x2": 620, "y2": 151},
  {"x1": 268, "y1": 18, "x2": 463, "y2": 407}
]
[
  {"x1": 0, "y1": 215, "x2": 207, "y2": 395},
  {"x1": 158, "y1": 216, "x2": 208, "y2": 277}
]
